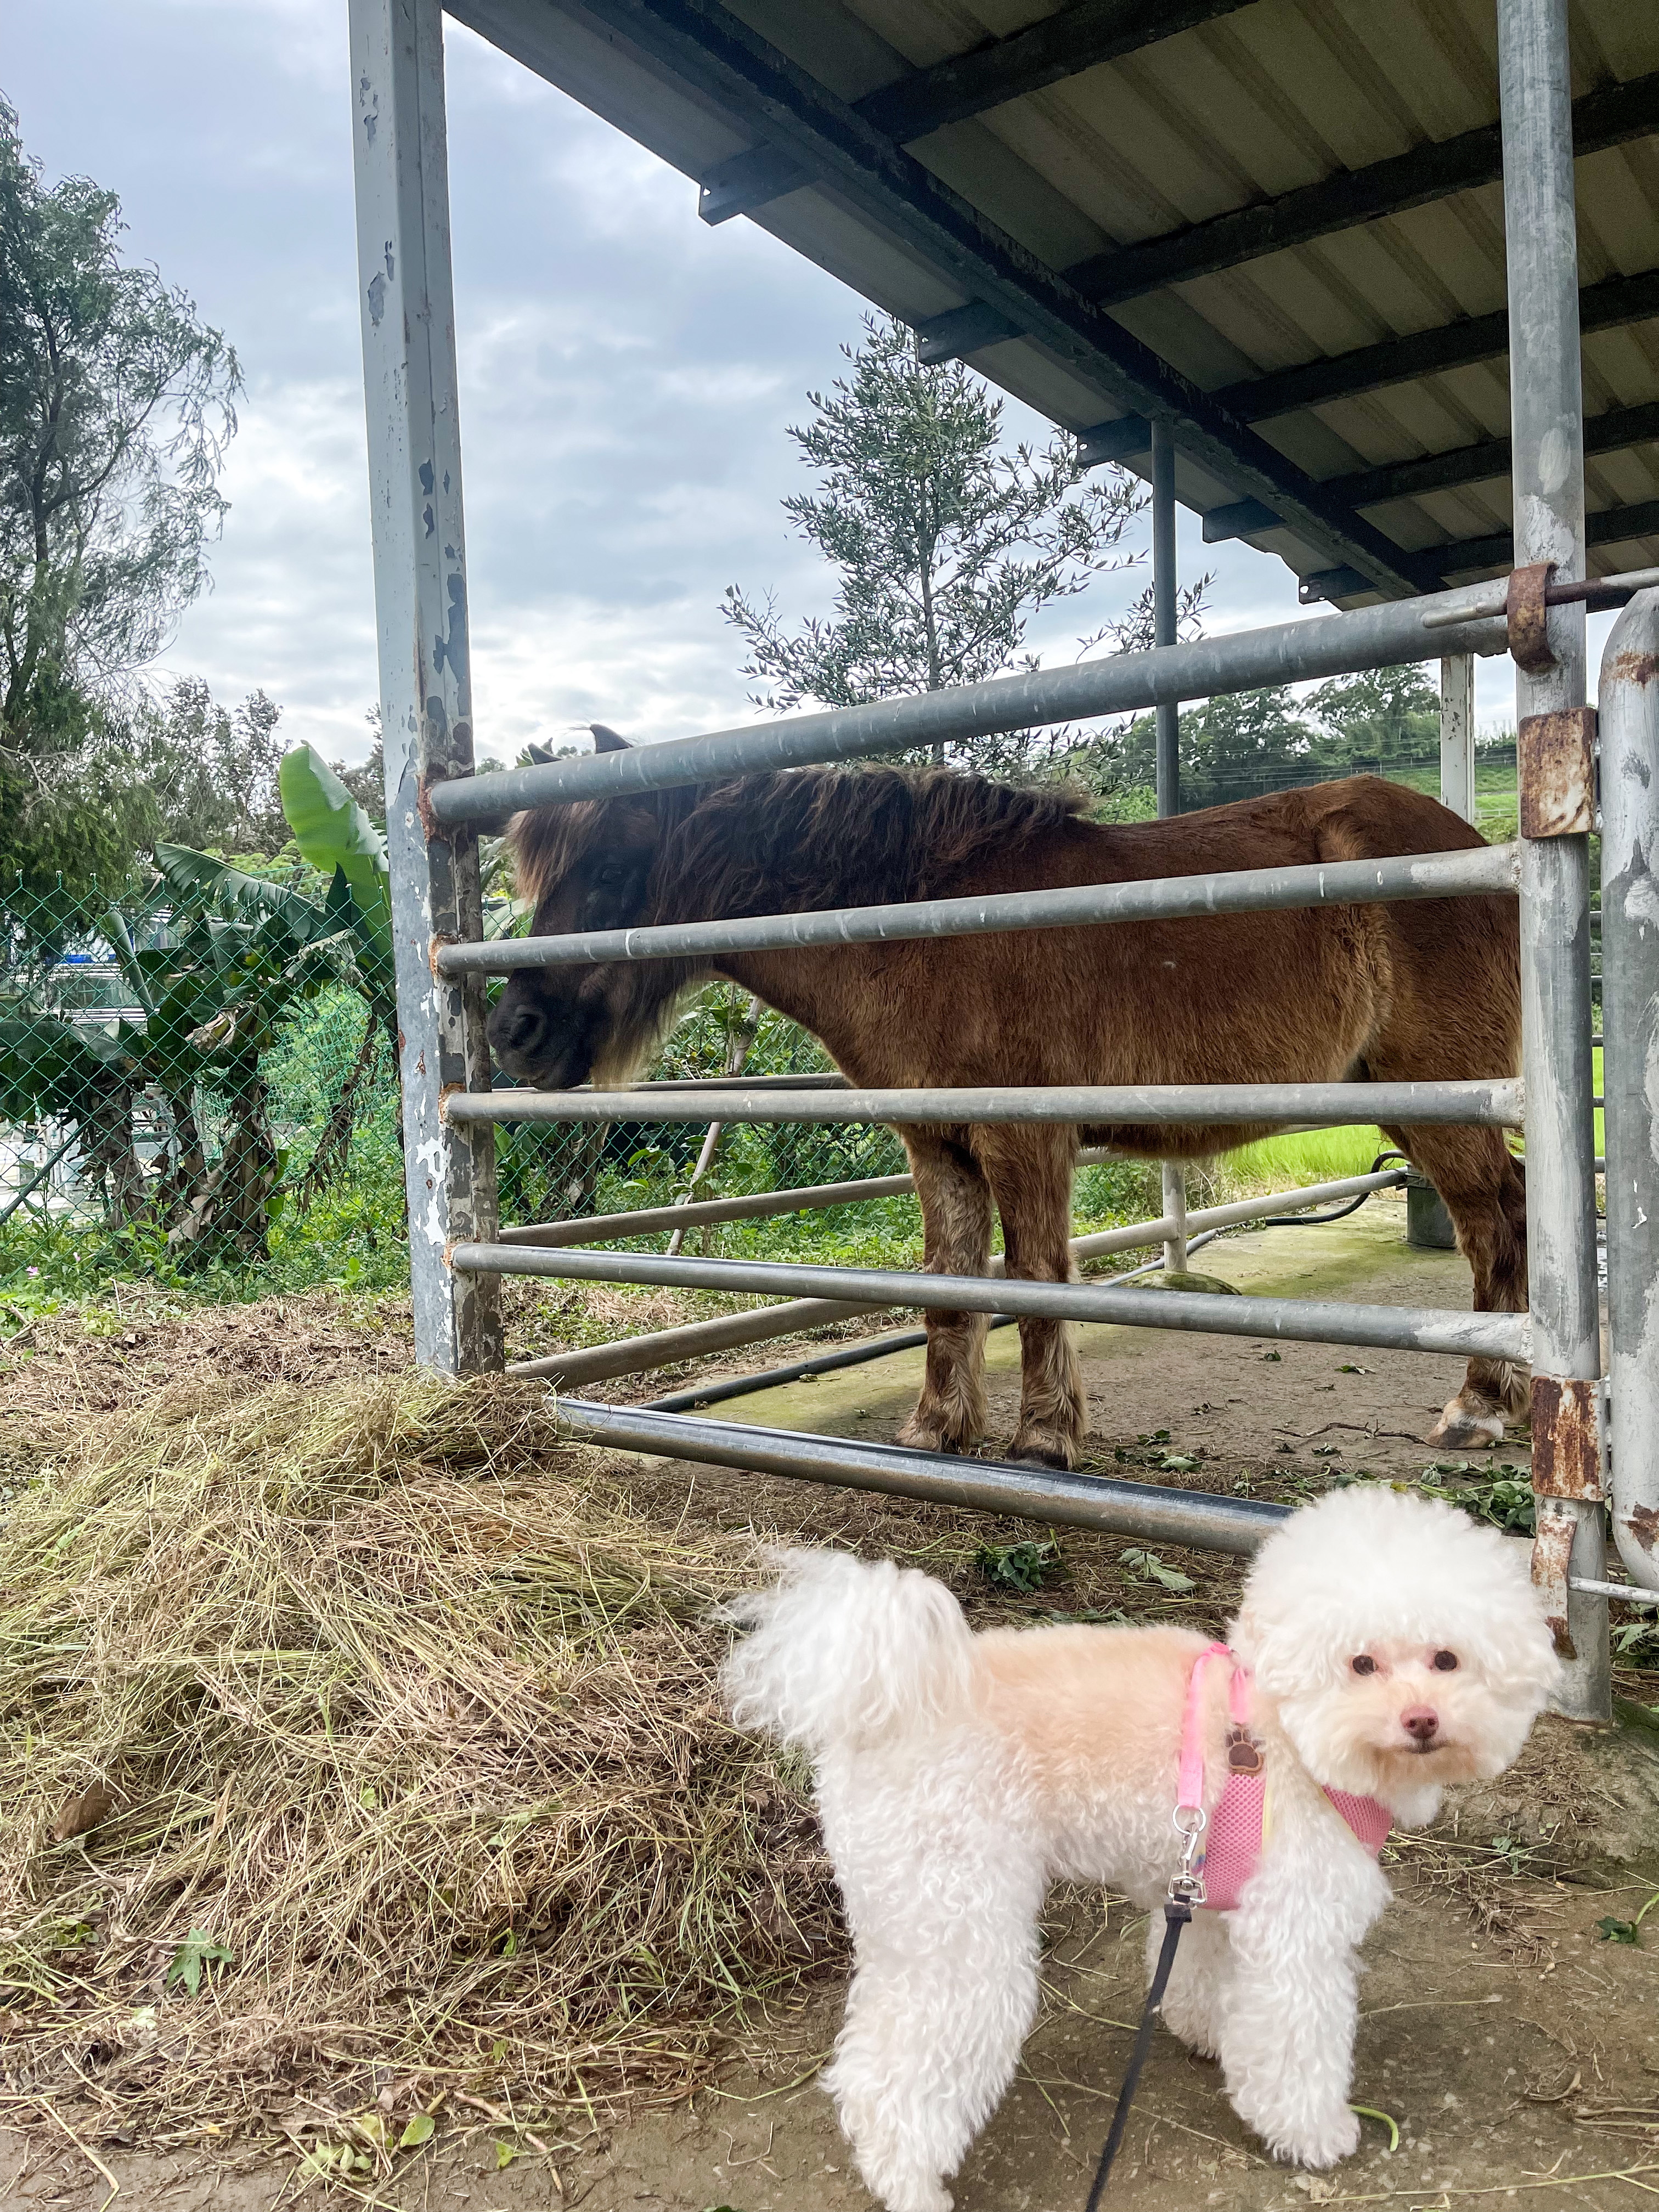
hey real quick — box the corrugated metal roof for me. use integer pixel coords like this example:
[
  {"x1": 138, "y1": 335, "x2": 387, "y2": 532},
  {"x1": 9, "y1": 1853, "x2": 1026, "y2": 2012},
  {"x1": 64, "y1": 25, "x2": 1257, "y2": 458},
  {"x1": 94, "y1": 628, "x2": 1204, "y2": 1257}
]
[{"x1": 448, "y1": 0, "x2": 1659, "y2": 603}]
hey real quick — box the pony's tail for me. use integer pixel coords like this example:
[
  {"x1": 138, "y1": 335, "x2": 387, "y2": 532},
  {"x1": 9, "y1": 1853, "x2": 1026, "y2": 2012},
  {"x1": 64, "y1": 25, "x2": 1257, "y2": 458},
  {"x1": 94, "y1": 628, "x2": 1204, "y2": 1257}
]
[{"x1": 720, "y1": 1549, "x2": 977, "y2": 1758}]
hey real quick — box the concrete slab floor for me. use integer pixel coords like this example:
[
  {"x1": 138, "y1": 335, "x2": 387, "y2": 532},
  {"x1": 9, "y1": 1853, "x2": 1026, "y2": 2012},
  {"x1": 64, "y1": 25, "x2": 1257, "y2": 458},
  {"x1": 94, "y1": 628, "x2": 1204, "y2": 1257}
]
[{"x1": 673, "y1": 1194, "x2": 1520, "y2": 1485}]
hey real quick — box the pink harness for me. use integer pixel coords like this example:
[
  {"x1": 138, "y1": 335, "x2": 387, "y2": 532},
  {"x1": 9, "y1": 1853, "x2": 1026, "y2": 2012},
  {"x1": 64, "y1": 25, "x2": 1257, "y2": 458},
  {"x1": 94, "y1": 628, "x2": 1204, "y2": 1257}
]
[{"x1": 1177, "y1": 1643, "x2": 1392, "y2": 1912}]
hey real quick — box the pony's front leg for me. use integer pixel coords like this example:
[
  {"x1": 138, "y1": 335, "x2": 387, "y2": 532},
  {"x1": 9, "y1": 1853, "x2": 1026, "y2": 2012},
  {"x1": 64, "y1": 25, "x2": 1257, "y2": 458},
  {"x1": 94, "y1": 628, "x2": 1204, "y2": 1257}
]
[
  {"x1": 977, "y1": 1128, "x2": 1085, "y2": 1469},
  {"x1": 896, "y1": 1129, "x2": 992, "y2": 1455}
]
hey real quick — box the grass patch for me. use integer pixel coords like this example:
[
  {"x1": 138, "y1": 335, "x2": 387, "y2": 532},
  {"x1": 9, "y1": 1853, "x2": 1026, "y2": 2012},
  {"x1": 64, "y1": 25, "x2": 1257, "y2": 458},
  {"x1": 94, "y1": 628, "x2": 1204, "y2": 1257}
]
[
  {"x1": 0, "y1": 1372, "x2": 839, "y2": 2142},
  {"x1": 1219, "y1": 1124, "x2": 1390, "y2": 1197}
]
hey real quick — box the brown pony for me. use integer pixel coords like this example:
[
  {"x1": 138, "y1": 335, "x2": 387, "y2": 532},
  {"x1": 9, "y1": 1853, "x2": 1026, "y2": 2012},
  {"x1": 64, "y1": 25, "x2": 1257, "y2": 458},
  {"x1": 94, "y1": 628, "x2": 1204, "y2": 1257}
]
[{"x1": 488, "y1": 731, "x2": 1525, "y2": 1469}]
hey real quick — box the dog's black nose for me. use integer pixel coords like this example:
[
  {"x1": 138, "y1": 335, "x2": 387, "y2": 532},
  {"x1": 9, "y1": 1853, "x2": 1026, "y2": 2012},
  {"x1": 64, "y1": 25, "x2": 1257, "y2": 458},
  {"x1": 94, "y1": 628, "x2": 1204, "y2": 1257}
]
[{"x1": 1401, "y1": 1706, "x2": 1438, "y2": 1742}]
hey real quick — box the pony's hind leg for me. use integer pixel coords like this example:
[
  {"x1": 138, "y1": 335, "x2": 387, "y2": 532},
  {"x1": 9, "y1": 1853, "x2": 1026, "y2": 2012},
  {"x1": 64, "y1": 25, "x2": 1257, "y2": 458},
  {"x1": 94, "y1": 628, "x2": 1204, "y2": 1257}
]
[
  {"x1": 974, "y1": 1127, "x2": 1086, "y2": 1469},
  {"x1": 897, "y1": 1130, "x2": 993, "y2": 1454},
  {"x1": 1382, "y1": 1121, "x2": 1530, "y2": 1448}
]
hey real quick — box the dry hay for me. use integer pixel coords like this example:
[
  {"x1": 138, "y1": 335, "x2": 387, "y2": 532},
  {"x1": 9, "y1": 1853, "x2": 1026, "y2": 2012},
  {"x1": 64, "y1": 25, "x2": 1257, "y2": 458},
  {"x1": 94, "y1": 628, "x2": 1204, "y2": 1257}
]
[{"x1": 0, "y1": 1373, "x2": 839, "y2": 2146}]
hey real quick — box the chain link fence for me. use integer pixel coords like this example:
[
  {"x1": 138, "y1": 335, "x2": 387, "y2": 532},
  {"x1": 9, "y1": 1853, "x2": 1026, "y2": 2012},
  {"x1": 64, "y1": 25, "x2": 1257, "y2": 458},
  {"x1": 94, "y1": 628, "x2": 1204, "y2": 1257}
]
[{"x1": 2, "y1": 733, "x2": 1547, "y2": 1286}]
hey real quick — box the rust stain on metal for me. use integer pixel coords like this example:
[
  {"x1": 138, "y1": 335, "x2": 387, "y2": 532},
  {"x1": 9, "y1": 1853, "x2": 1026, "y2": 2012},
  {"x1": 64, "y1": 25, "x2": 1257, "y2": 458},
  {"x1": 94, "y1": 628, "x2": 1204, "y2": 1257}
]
[
  {"x1": 1531, "y1": 1504, "x2": 1578, "y2": 1660},
  {"x1": 428, "y1": 931, "x2": 458, "y2": 979},
  {"x1": 1626, "y1": 1501, "x2": 1659, "y2": 1553},
  {"x1": 1529, "y1": 1374, "x2": 1602, "y2": 1498},
  {"x1": 1606, "y1": 647, "x2": 1659, "y2": 690},
  {"x1": 417, "y1": 770, "x2": 449, "y2": 843},
  {"x1": 1506, "y1": 561, "x2": 1555, "y2": 675},
  {"x1": 437, "y1": 1081, "x2": 465, "y2": 1121},
  {"x1": 1519, "y1": 708, "x2": 1597, "y2": 839}
]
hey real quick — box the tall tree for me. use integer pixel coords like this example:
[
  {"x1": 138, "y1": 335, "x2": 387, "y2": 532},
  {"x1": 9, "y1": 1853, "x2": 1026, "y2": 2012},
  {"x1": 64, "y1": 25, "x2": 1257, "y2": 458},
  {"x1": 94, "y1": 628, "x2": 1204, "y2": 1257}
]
[
  {"x1": 0, "y1": 95, "x2": 240, "y2": 889},
  {"x1": 136, "y1": 678, "x2": 288, "y2": 855},
  {"x1": 723, "y1": 314, "x2": 1184, "y2": 771}
]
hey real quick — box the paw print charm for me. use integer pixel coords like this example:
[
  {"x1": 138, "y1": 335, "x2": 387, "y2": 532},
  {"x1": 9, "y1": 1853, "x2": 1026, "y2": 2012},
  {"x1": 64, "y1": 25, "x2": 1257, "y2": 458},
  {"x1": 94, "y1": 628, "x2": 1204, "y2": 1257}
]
[{"x1": 1226, "y1": 1726, "x2": 1264, "y2": 1774}]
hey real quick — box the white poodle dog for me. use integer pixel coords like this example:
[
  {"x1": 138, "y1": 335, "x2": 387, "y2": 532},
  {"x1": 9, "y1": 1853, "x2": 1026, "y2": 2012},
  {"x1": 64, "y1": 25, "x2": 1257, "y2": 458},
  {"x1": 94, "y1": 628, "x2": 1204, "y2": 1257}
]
[{"x1": 723, "y1": 1485, "x2": 1559, "y2": 2212}]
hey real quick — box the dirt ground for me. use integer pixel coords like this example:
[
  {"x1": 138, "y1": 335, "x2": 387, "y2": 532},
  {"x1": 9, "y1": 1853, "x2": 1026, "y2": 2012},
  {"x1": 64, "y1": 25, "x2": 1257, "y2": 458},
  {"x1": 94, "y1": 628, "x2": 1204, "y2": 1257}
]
[{"x1": 4, "y1": 1196, "x2": 1658, "y2": 2212}]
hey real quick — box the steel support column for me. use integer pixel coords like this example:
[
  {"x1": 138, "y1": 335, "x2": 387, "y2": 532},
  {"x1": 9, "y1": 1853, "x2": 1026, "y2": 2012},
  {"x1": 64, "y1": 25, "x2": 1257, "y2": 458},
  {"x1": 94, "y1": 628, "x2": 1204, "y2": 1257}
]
[
  {"x1": 1440, "y1": 656, "x2": 1476, "y2": 824},
  {"x1": 1500, "y1": 0, "x2": 1608, "y2": 1718},
  {"x1": 1598, "y1": 592, "x2": 1659, "y2": 1593},
  {"x1": 349, "y1": 0, "x2": 501, "y2": 1373},
  {"x1": 1152, "y1": 417, "x2": 1189, "y2": 1272}
]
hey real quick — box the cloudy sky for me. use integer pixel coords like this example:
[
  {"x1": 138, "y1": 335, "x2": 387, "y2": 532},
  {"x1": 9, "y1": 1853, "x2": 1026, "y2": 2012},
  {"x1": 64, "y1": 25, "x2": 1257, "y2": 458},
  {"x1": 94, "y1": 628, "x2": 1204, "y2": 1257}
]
[{"x1": 9, "y1": 0, "x2": 1541, "y2": 770}]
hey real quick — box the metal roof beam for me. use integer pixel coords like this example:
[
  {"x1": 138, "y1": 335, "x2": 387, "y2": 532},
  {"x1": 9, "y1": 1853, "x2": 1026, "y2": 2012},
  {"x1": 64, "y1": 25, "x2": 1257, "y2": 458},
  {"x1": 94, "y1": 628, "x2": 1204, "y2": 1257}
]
[
  {"x1": 1436, "y1": 496, "x2": 1659, "y2": 578},
  {"x1": 1066, "y1": 70, "x2": 1659, "y2": 308},
  {"x1": 698, "y1": 0, "x2": 1258, "y2": 225},
  {"x1": 588, "y1": 0, "x2": 1434, "y2": 595},
  {"x1": 1297, "y1": 498, "x2": 1659, "y2": 604},
  {"x1": 1205, "y1": 401, "x2": 1659, "y2": 540},
  {"x1": 1330, "y1": 396, "x2": 1659, "y2": 511},
  {"x1": 1218, "y1": 266, "x2": 1659, "y2": 421}
]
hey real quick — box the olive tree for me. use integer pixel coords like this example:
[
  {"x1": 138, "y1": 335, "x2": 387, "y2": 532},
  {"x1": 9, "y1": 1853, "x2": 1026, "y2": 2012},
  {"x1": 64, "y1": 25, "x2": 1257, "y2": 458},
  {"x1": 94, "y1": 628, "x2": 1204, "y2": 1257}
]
[{"x1": 723, "y1": 313, "x2": 1186, "y2": 772}]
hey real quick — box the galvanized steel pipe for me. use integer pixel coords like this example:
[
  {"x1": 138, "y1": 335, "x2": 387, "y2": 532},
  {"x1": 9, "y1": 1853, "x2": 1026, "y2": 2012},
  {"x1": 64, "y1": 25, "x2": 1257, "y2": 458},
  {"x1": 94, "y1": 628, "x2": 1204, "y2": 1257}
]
[
  {"x1": 424, "y1": 594, "x2": 1511, "y2": 826},
  {"x1": 448, "y1": 1079, "x2": 1522, "y2": 1130},
  {"x1": 1598, "y1": 591, "x2": 1659, "y2": 1592},
  {"x1": 1502, "y1": 0, "x2": 1610, "y2": 1716},
  {"x1": 501, "y1": 1166, "x2": 1408, "y2": 1381},
  {"x1": 458, "y1": 1241, "x2": 1529, "y2": 1363},
  {"x1": 435, "y1": 842, "x2": 1519, "y2": 977},
  {"x1": 552, "y1": 1400, "x2": 1296, "y2": 1553}
]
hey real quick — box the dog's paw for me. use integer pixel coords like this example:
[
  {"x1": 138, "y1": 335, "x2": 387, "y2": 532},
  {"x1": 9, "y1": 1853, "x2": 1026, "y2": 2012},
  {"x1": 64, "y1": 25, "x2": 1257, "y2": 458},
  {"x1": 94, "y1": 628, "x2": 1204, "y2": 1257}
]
[{"x1": 1269, "y1": 2107, "x2": 1362, "y2": 2169}]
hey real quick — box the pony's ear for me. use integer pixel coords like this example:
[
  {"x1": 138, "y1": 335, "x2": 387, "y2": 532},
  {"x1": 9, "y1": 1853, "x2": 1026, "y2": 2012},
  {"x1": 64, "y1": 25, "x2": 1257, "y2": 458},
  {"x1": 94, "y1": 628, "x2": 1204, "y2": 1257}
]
[{"x1": 591, "y1": 724, "x2": 631, "y2": 752}]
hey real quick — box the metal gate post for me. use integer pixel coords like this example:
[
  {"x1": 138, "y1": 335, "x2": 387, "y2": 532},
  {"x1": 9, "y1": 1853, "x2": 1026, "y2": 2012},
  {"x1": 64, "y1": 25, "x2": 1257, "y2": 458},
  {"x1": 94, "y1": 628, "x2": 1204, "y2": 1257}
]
[
  {"x1": 349, "y1": 0, "x2": 503, "y2": 1372},
  {"x1": 1598, "y1": 591, "x2": 1659, "y2": 1592},
  {"x1": 1439, "y1": 656, "x2": 1476, "y2": 824},
  {"x1": 1152, "y1": 418, "x2": 1189, "y2": 1272},
  {"x1": 1499, "y1": 0, "x2": 1609, "y2": 1717}
]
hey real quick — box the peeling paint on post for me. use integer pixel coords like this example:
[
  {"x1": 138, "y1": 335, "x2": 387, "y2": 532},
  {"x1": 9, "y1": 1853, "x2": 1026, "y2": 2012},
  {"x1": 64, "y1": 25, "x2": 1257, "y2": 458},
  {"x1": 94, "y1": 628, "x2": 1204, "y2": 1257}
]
[
  {"x1": 1500, "y1": 0, "x2": 1609, "y2": 1719},
  {"x1": 348, "y1": 0, "x2": 501, "y2": 1373},
  {"x1": 1598, "y1": 592, "x2": 1659, "y2": 1593}
]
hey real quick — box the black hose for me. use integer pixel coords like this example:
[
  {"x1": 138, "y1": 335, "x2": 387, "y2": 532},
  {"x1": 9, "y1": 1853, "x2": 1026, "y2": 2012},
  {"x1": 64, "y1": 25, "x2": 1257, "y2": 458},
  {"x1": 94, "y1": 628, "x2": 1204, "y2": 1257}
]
[
  {"x1": 1257, "y1": 1152, "x2": 1408, "y2": 1230},
  {"x1": 640, "y1": 1166, "x2": 1406, "y2": 1415}
]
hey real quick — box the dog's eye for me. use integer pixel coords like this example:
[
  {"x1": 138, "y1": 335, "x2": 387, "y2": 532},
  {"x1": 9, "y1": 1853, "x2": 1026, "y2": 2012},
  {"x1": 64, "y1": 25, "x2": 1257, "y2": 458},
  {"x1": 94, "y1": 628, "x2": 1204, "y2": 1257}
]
[
  {"x1": 1350, "y1": 1655, "x2": 1376, "y2": 1676},
  {"x1": 1432, "y1": 1649, "x2": 1459, "y2": 1672}
]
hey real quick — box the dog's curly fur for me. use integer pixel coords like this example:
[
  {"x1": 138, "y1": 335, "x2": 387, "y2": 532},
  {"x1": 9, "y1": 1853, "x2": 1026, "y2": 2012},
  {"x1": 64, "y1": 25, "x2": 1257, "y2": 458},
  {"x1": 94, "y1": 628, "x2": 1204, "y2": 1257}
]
[{"x1": 723, "y1": 1488, "x2": 1559, "y2": 2212}]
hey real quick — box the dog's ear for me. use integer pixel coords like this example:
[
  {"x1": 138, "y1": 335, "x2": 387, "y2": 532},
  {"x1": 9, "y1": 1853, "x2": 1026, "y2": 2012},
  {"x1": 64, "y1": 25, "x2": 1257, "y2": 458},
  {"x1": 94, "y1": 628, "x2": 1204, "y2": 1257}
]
[{"x1": 591, "y1": 723, "x2": 631, "y2": 752}]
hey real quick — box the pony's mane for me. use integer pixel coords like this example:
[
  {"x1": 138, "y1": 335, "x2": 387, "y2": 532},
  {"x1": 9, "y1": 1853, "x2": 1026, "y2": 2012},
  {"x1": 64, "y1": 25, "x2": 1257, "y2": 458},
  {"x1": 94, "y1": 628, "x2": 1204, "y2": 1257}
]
[{"x1": 653, "y1": 765, "x2": 1090, "y2": 917}]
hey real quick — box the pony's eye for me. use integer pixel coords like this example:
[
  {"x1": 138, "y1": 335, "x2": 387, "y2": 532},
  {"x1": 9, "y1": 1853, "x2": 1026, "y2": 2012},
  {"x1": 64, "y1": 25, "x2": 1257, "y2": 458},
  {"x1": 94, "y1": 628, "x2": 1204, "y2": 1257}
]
[
  {"x1": 1350, "y1": 1655, "x2": 1377, "y2": 1676},
  {"x1": 1432, "y1": 1650, "x2": 1459, "y2": 1672}
]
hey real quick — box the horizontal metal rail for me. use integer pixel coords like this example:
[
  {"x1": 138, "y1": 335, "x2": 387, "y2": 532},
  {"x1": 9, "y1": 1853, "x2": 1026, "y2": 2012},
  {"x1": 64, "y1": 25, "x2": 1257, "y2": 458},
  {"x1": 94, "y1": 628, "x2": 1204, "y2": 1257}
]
[
  {"x1": 464, "y1": 1243, "x2": 1528, "y2": 1363},
  {"x1": 504, "y1": 1166, "x2": 1410, "y2": 1380},
  {"x1": 450, "y1": 1078, "x2": 1523, "y2": 1130},
  {"x1": 550, "y1": 1401, "x2": 1634, "y2": 1599},
  {"x1": 625, "y1": 1070, "x2": 849, "y2": 1088},
  {"x1": 501, "y1": 1144, "x2": 1115, "y2": 1249},
  {"x1": 424, "y1": 585, "x2": 1514, "y2": 826},
  {"x1": 1421, "y1": 562, "x2": 1659, "y2": 630},
  {"x1": 556, "y1": 1398, "x2": 1293, "y2": 1552},
  {"x1": 437, "y1": 842, "x2": 1519, "y2": 977},
  {"x1": 499, "y1": 1159, "x2": 1401, "y2": 1254},
  {"x1": 500, "y1": 1169, "x2": 920, "y2": 1248}
]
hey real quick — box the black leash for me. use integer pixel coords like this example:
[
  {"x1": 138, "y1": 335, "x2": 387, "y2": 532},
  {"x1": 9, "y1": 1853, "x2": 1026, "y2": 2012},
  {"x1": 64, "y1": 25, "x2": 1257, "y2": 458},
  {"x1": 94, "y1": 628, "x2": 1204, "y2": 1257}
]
[{"x1": 1083, "y1": 1898, "x2": 1193, "y2": 2210}]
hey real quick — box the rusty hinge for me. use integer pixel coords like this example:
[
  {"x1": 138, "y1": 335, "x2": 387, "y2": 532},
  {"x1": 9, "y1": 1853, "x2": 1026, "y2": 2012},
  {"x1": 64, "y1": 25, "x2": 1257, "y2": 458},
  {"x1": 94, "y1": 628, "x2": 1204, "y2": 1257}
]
[
  {"x1": 417, "y1": 771, "x2": 451, "y2": 842},
  {"x1": 1517, "y1": 707, "x2": 1598, "y2": 839},
  {"x1": 1506, "y1": 560, "x2": 1555, "y2": 674},
  {"x1": 1530, "y1": 1374, "x2": 1602, "y2": 1500},
  {"x1": 1531, "y1": 1502, "x2": 1580, "y2": 1659}
]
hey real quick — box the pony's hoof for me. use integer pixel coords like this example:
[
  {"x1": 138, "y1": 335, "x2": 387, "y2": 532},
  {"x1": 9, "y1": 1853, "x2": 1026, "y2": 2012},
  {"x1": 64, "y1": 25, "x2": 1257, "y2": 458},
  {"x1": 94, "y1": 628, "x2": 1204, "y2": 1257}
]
[
  {"x1": 1008, "y1": 1433, "x2": 1076, "y2": 1471},
  {"x1": 1427, "y1": 1398, "x2": 1505, "y2": 1451},
  {"x1": 896, "y1": 1418, "x2": 978, "y2": 1457}
]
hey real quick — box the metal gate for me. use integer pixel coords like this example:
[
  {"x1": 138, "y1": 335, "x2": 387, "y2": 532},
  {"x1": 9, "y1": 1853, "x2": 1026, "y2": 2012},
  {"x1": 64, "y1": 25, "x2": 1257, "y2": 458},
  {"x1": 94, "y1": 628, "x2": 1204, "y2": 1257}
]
[{"x1": 347, "y1": 0, "x2": 1659, "y2": 1724}]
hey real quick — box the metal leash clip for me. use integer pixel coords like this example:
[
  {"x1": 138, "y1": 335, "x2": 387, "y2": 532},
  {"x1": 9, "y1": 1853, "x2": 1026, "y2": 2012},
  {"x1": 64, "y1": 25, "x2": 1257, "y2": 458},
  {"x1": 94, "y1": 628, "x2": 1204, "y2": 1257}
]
[{"x1": 1169, "y1": 1804, "x2": 1207, "y2": 1908}]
